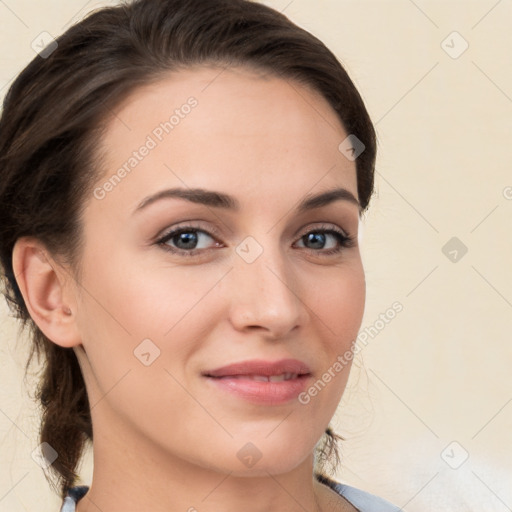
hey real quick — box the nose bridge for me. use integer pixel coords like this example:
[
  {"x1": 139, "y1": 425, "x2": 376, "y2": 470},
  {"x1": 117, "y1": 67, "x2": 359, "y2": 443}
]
[{"x1": 228, "y1": 233, "x2": 305, "y2": 336}]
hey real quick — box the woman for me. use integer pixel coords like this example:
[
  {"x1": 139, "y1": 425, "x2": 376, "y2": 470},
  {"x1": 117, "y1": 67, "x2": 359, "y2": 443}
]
[{"x1": 0, "y1": 0, "x2": 400, "y2": 510}]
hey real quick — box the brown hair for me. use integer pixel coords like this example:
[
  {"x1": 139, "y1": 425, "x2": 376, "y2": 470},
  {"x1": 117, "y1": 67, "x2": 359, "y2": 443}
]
[{"x1": 0, "y1": 0, "x2": 376, "y2": 499}]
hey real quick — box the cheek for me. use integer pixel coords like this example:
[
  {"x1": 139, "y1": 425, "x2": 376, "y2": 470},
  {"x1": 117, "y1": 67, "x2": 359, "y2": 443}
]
[
  {"x1": 304, "y1": 259, "x2": 366, "y2": 347},
  {"x1": 74, "y1": 248, "x2": 229, "y2": 373},
  {"x1": 300, "y1": 261, "x2": 365, "y2": 404}
]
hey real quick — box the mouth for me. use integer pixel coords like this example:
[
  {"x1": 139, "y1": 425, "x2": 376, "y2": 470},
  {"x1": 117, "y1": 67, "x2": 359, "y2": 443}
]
[
  {"x1": 202, "y1": 359, "x2": 312, "y2": 405},
  {"x1": 212, "y1": 372, "x2": 302, "y2": 382}
]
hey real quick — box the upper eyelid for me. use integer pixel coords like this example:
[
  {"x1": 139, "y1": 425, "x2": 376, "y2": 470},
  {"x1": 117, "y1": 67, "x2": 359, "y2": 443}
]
[{"x1": 157, "y1": 221, "x2": 222, "y2": 241}]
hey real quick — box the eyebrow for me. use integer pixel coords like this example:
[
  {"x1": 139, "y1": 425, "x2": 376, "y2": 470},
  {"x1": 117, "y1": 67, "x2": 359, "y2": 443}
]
[{"x1": 133, "y1": 186, "x2": 360, "y2": 215}]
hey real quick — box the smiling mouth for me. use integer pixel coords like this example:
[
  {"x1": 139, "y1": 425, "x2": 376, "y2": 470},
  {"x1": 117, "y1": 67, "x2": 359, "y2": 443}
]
[{"x1": 202, "y1": 358, "x2": 312, "y2": 404}]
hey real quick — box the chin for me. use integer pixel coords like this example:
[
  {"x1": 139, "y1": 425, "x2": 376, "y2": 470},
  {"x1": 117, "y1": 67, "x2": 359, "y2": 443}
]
[{"x1": 230, "y1": 434, "x2": 315, "y2": 476}]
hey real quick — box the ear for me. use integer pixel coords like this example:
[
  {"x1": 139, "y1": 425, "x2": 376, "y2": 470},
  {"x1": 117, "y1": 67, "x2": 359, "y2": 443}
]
[{"x1": 11, "y1": 236, "x2": 82, "y2": 348}]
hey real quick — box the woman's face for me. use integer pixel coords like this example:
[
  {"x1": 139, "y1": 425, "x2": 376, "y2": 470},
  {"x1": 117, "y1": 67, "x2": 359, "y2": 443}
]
[{"x1": 68, "y1": 66, "x2": 365, "y2": 475}]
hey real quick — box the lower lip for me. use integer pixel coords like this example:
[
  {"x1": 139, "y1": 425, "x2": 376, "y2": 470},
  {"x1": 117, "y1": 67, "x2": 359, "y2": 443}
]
[{"x1": 205, "y1": 375, "x2": 310, "y2": 405}]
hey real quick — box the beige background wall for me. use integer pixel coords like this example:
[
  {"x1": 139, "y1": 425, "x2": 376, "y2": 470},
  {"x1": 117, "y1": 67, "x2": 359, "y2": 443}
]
[{"x1": 1, "y1": 1, "x2": 511, "y2": 511}]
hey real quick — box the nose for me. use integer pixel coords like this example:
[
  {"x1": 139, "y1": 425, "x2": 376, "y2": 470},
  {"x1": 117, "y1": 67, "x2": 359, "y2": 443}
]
[{"x1": 227, "y1": 240, "x2": 307, "y2": 340}]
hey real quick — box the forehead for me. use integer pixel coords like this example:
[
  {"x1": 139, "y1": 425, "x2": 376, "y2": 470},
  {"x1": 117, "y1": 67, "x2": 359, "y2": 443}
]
[
  {"x1": 91, "y1": 65, "x2": 357, "y2": 216},
  {"x1": 105, "y1": 65, "x2": 347, "y2": 142}
]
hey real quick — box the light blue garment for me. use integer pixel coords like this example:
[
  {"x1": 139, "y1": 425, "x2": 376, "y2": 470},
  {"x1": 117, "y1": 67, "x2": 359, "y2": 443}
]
[
  {"x1": 330, "y1": 481, "x2": 402, "y2": 511},
  {"x1": 60, "y1": 481, "x2": 401, "y2": 512}
]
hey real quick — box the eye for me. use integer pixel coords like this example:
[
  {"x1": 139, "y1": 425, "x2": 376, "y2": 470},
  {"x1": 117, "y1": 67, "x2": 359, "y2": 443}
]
[
  {"x1": 156, "y1": 223, "x2": 221, "y2": 257},
  {"x1": 294, "y1": 224, "x2": 356, "y2": 256}
]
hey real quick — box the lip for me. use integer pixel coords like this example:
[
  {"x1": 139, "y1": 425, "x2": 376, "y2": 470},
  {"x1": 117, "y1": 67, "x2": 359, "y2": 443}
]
[{"x1": 203, "y1": 358, "x2": 312, "y2": 405}]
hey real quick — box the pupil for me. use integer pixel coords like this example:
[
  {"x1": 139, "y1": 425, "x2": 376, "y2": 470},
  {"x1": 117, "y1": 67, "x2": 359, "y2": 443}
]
[
  {"x1": 306, "y1": 232, "x2": 325, "y2": 249},
  {"x1": 177, "y1": 232, "x2": 197, "y2": 249}
]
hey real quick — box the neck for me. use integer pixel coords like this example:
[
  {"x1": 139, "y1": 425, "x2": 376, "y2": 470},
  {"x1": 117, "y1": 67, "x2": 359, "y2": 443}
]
[{"x1": 75, "y1": 412, "x2": 331, "y2": 512}]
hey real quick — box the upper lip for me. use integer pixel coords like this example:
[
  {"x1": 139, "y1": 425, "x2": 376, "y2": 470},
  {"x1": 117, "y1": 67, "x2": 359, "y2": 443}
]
[{"x1": 204, "y1": 358, "x2": 311, "y2": 378}]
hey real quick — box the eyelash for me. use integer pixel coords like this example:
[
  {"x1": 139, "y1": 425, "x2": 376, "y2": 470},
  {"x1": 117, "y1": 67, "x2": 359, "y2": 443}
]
[{"x1": 155, "y1": 222, "x2": 356, "y2": 258}]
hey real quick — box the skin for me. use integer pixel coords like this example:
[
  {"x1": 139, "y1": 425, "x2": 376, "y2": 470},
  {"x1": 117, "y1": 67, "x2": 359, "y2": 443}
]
[{"x1": 13, "y1": 66, "x2": 365, "y2": 512}]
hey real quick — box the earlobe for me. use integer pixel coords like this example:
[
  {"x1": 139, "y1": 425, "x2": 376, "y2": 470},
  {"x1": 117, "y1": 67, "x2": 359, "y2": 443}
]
[{"x1": 11, "y1": 237, "x2": 82, "y2": 348}]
